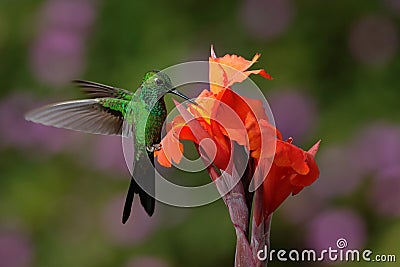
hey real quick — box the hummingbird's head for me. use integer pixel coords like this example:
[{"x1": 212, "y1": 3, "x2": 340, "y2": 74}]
[
  {"x1": 143, "y1": 70, "x2": 173, "y2": 92},
  {"x1": 142, "y1": 70, "x2": 197, "y2": 105}
]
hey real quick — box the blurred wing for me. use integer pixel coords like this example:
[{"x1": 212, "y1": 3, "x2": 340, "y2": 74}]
[
  {"x1": 73, "y1": 80, "x2": 133, "y2": 100},
  {"x1": 25, "y1": 99, "x2": 123, "y2": 135},
  {"x1": 122, "y1": 120, "x2": 135, "y2": 138}
]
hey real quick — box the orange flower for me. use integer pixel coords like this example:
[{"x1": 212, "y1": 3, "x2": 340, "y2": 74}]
[
  {"x1": 155, "y1": 47, "x2": 274, "y2": 169},
  {"x1": 155, "y1": 47, "x2": 320, "y2": 218},
  {"x1": 262, "y1": 139, "x2": 321, "y2": 217},
  {"x1": 153, "y1": 47, "x2": 321, "y2": 265}
]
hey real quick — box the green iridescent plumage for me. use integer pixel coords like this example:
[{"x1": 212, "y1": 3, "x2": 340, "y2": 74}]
[{"x1": 25, "y1": 70, "x2": 194, "y2": 223}]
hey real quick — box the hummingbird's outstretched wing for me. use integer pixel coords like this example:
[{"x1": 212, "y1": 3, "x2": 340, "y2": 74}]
[
  {"x1": 73, "y1": 80, "x2": 133, "y2": 100},
  {"x1": 25, "y1": 99, "x2": 124, "y2": 135}
]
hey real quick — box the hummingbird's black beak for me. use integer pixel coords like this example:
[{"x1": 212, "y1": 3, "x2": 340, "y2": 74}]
[{"x1": 169, "y1": 89, "x2": 198, "y2": 105}]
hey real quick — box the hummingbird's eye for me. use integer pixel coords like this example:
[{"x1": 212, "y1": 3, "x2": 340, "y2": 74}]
[{"x1": 154, "y1": 78, "x2": 164, "y2": 86}]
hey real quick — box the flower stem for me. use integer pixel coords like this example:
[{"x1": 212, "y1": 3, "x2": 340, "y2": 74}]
[
  {"x1": 251, "y1": 186, "x2": 272, "y2": 267},
  {"x1": 205, "y1": 164, "x2": 255, "y2": 267}
]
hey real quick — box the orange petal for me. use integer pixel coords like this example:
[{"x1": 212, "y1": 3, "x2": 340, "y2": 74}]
[
  {"x1": 244, "y1": 69, "x2": 273, "y2": 80},
  {"x1": 209, "y1": 47, "x2": 272, "y2": 94},
  {"x1": 290, "y1": 150, "x2": 320, "y2": 187},
  {"x1": 213, "y1": 89, "x2": 269, "y2": 153},
  {"x1": 154, "y1": 148, "x2": 171, "y2": 168},
  {"x1": 155, "y1": 129, "x2": 184, "y2": 167},
  {"x1": 251, "y1": 120, "x2": 278, "y2": 159},
  {"x1": 274, "y1": 139, "x2": 309, "y2": 175},
  {"x1": 211, "y1": 52, "x2": 260, "y2": 72},
  {"x1": 262, "y1": 164, "x2": 293, "y2": 215}
]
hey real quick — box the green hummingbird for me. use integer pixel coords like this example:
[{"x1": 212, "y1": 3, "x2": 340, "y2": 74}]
[{"x1": 25, "y1": 70, "x2": 195, "y2": 223}]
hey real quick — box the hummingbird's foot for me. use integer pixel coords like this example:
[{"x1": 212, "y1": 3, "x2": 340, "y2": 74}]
[
  {"x1": 146, "y1": 143, "x2": 162, "y2": 152},
  {"x1": 153, "y1": 143, "x2": 162, "y2": 151}
]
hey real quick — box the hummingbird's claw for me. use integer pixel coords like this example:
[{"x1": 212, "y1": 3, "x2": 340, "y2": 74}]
[
  {"x1": 153, "y1": 143, "x2": 162, "y2": 151},
  {"x1": 146, "y1": 143, "x2": 162, "y2": 152}
]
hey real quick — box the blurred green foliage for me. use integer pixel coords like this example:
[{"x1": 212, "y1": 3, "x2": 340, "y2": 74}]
[{"x1": 1, "y1": 0, "x2": 400, "y2": 266}]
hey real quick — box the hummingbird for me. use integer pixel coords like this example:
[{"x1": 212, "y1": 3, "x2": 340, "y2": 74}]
[{"x1": 25, "y1": 70, "x2": 195, "y2": 223}]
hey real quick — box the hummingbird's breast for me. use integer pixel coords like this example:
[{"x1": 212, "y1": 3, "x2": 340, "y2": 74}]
[
  {"x1": 145, "y1": 99, "x2": 167, "y2": 146},
  {"x1": 131, "y1": 89, "x2": 167, "y2": 160}
]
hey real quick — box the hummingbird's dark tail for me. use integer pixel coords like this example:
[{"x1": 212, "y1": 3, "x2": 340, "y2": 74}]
[
  {"x1": 122, "y1": 177, "x2": 155, "y2": 223},
  {"x1": 138, "y1": 179, "x2": 155, "y2": 216}
]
